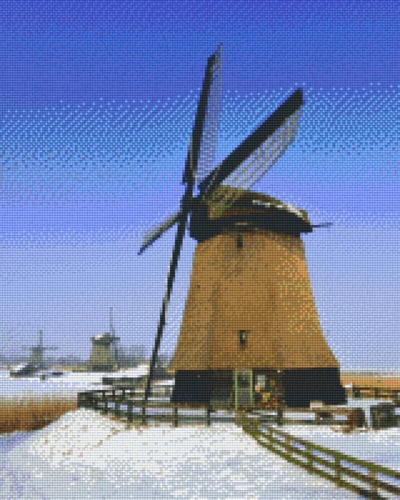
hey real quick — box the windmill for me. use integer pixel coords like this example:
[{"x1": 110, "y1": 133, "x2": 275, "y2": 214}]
[
  {"x1": 140, "y1": 44, "x2": 346, "y2": 408},
  {"x1": 88, "y1": 309, "x2": 120, "y2": 372},
  {"x1": 10, "y1": 330, "x2": 57, "y2": 377},
  {"x1": 23, "y1": 330, "x2": 57, "y2": 370}
]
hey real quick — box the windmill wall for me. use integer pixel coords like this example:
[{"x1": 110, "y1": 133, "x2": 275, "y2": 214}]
[
  {"x1": 171, "y1": 227, "x2": 345, "y2": 406},
  {"x1": 172, "y1": 229, "x2": 338, "y2": 371}
]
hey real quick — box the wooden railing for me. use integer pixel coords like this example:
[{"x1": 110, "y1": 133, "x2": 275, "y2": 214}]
[
  {"x1": 77, "y1": 388, "x2": 366, "y2": 428},
  {"x1": 77, "y1": 387, "x2": 171, "y2": 407},
  {"x1": 78, "y1": 388, "x2": 222, "y2": 426},
  {"x1": 241, "y1": 413, "x2": 400, "y2": 499}
]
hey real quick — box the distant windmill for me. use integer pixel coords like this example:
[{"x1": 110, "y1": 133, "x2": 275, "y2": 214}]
[
  {"x1": 10, "y1": 330, "x2": 58, "y2": 377},
  {"x1": 88, "y1": 308, "x2": 120, "y2": 372},
  {"x1": 22, "y1": 330, "x2": 57, "y2": 370},
  {"x1": 139, "y1": 44, "x2": 346, "y2": 408}
]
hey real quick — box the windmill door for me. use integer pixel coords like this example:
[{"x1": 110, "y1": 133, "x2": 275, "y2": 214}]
[{"x1": 234, "y1": 370, "x2": 253, "y2": 408}]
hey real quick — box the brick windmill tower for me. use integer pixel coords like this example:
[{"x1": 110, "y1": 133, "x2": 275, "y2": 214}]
[{"x1": 139, "y1": 45, "x2": 346, "y2": 408}]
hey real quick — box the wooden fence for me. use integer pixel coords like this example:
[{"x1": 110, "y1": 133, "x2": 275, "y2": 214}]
[
  {"x1": 77, "y1": 388, "x2": 367, "y2": 429},
  {"x1": 78, "y1": 388, "x2": 224, "y2": 426},
  {"x1": 241, "y1": 413, "x2": 400, "y2": 499}
]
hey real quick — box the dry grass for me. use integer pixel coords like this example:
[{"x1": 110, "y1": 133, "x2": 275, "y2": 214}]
[
  {"x1": 0, "y1": 396, "x2": 77, "y2": 433},
  {"x1": 341, "y1": 375, "x2": 400, "y2": 390}
]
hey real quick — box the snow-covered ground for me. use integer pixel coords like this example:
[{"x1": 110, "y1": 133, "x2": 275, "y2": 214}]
[
  {"x1": 1, "y1": 370, "x2": 400, "y2": 498},
  {"x1": 0, "y1": 409, "x2": 363, "y2": 499}
]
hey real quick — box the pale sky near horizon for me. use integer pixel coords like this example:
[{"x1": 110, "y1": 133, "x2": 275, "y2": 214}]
[{"x1": 0, "y1": 0, "x2": 399, "y2": 369}]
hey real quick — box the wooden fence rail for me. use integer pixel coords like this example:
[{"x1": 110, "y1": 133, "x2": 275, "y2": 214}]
[
  {"x1": 78, "y1": 389, "x2": 219, "y2": 426},
  {"x1": 241, "y1": 413, "x2": 400, "y2": 499}
]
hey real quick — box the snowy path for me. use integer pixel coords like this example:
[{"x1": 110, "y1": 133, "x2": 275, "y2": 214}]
[{"x1": 0, "y1": 409, "x2": 360, "y2": 499}]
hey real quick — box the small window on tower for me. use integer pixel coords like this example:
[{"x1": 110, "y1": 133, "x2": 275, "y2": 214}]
[
  {"x1": 237, "y1": 233, "x2": 243, "y2": 248},
  {"x1": 238, "y1": 330, "x2": 248, "y2": 346}
]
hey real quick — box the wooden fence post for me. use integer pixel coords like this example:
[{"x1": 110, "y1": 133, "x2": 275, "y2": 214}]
[
  {"x1": 103, "y1": 392, "x2": 108, "y2": 414},
  {"x1": 115, "y1": 398, "x2": 120, "y2": 417},
  {"x1": 174, "y1": 406, "x2": 178, "y2": 427},
  {"x1": 369, "y1": 469, "x2": 378, "y2": 495},
  {"x1": 306, "y1": 443, "x2": 313, "y2": 469},
  {"x1": 77, "y1": 393, "x2": 86, "y2": 408},
  {"x1": 285, "y1": 435, "x2": 291, "y2": 457},
  {"x1": 267, "y1": 426, "x2": 273, "y2": 446},
  {"x1": 334, "y1": 455, "x2": 341, "y2": 485},
  {"x1": 141, "y1": 404, "x2": 146, "y2": 425},
  {"x1": 206, "y1": 406, "x2": 211, "y2": 426},
  {"x1": 127, "y1": 403, "x2": 133, "y2": 423}
]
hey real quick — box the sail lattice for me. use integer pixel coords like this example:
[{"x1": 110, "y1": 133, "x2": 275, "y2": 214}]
[
  {"x1": 207, "y1": 109, "x2": 301, "y2": 218},
  {"x1": 195, "y1": 45, "x2": 222, "y2": 185}
]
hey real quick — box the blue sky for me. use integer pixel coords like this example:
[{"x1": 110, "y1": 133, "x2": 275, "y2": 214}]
[{"x1": 0, "y1": 0, "x2": 399, "y2": 369}]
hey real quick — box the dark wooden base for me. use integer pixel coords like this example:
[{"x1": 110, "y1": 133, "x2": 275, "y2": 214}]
[{"x1": 171, "y1": 368, "x2": 346, "y2": 408}]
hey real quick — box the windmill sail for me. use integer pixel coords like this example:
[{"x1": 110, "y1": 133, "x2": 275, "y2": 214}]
[
  {"x1": 139, "y1": 46, "x2": 222, "y2": 256},
  {"x1": 198, "y1": 89, "x2": 303, "y2": 198},
  {"x1": 194, "y1": 44, "x2": 222, "y2": 185},
  {"x1": 207, "y1": 107, "x2": 301, "y2": 218},
  {"x1": 225, "y1": 109, "x2": 300, "y2": 190},
  {"x1": 182, "y1": 44, "x2": 222, "y2": 186},
  {"x1": 139, "y1": 210, "x2": 181, "y2": 255}
]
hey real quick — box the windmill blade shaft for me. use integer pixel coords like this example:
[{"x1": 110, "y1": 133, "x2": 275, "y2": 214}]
[
  {"x1": 143, "y1": 46, "x2": 222, "y2": 399},
  {"x1": 144, "y1": 208, "x2": 190, "y2": 402}
]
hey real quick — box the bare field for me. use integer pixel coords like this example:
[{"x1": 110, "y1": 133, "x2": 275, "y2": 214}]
[{"x1": 0, "y1": 397, "x2": 77, "y2": 433}]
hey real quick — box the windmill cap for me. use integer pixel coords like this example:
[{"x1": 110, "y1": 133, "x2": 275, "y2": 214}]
[{"x1": 203, "y1": 186, "x2": 310, "y2": 224}]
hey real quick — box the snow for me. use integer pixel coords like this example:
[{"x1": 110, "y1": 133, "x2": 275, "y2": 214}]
[
  {"x1": 0, "y1": 409, "x2": 359, "y2": 499},
  {"x1": 1, "y1": 373, "x2": 399, "y2": 498}
]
